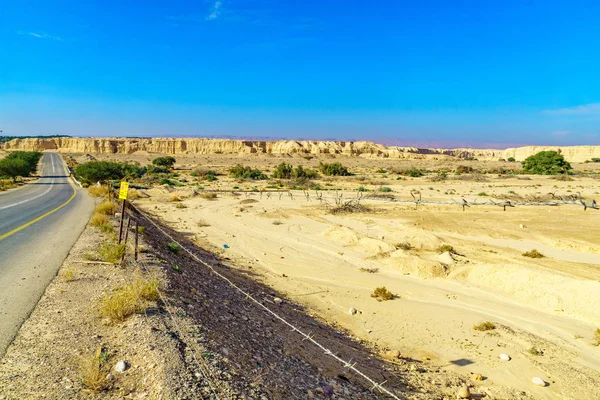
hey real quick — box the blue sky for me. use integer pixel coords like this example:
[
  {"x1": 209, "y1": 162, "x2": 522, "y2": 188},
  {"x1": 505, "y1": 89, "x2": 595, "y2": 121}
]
[{"x1": 1, "y1": 0, "x2": 599, "y2": 147}]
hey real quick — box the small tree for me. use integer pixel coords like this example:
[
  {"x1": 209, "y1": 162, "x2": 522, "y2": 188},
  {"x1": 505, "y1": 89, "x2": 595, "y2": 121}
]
[
  {"x1": 271, "y1": 163, "x2": 293, "y2": 179},
  {"x1": 75, "y1": 161, "x2": 128, "y2": 184},
  {"x1": 522, "y1": 151, "x2": 572, "y2": 175},
  {"x1": 152, "y1": 156, "x2": 176, "y2": 168},
  {"x1": 507, "y1": 157, "x2": 516, "y2": 162},
  {"x1": 0, "y1": 158, "x2": 31, "y2": 181}
]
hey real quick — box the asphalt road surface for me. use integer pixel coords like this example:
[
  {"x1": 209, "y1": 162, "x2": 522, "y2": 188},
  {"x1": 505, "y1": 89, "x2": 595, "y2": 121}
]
[{"x1": 0, "y1": 152, "x2": 94, "y2": 357}]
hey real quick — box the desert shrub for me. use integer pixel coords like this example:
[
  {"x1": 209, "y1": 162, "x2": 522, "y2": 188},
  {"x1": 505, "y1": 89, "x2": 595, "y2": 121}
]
[
  {"x1": 152, "y1": 156, "x2": 176, "y2": 168},
  {"x1": 170, "y1": 195, "x2": 182, "y2": 202},
  {"x1": 271, "y1": 163, "x2": 294, "y2": 179},
  {"x1": 98, "y1": 243, "x2": 126, "y2": 263},
  {"x1": 95, "y1": 201, "x2": 117, "y2": 215},
  {"x1": 594, "y1": 328, "x2": 600, "y2": 346},
  {"x1": 61, "y1": 265, "x2": 76, "y2": 282},
  {"x1": 371, "y1": 287, "x2": 394, "y2": 301},
  {"x1": 229, "y1": 165, "x2": 268, "y2": 180},
  {"x1": 396, "y1": 242, "x2": 413, "y2": 250},
  {"x1": 167, "y1": 242, "x2": 182, "y2": 253},
  {"x1": 88, "y1": 185, "x2": 109, "y2": 197},
  {"x1": 197, "y1": 219, "x2": 211, "y2": 227},
  {"x1": 78, "y1": 351, "x2": 109, "y2": 392},
  {"x1": 98, "y1": 278, "x2": 160, "y2": 322},
  {"x1": 379, "y1": 186, "x2": 392, "y2": 192},
  {"x1": 0, "y1": 179, "x2": 17, "y2": 191},
  {"x1": 400, "y1": 168, "x2": 424, "y2": 178},
  {"x1": 191, "y1": 169, "x2": 218, "y2": 181},
  {"x1": 357, "y1": 186, "x2": 367, "y2": 192},
  {"x1": 429, "y1": 171, "x2": 448, "y2": 181},
  {"x1": 552, "y1": 174, "x2": 574, "y2": 181},
  {"x1": 522, "y1": 249, "x2": 544, "y2": 258},
  {"x1": 137, "y1": 225, "x2": 146, "y2": 234},
  {"x1": 477, "y1": 192, "x2": 489, "y2": 196},
  {"x1": 437, "y1": 244, "x2": 455, "y2": 254},
  {"x1": 528, "y1": 347, "x2": 544, "y2": 356},
  {"x1": 507, "y1": 157, "x2": 516, "y2": 162},
  {"x1": 318, "y1": 162, "x2": 351, "y2": 176},
  {"x1": 89, "y1": 213, "x2": 109, "y2": 227},
  {"x1": 159, "y1": 178, "x2": 175, "y2": 186},
  {"x1": 146, "y1": 165, "x2": 170, "y2": 174},
  {"x1": 589, "y1": 158, "x2": 600, "y2": 163},
  {"x1": 175, "y1": 203, "x2": 187, "y2": 208},
  {"x1": 359, "y1": 267, "x2": 379, "y2": 273},
  {"x1": 473, "y1": 321, "x2": 496, "y2": 331},
  {"x1": 293, "y1": 165, "x2": 318, "y2": 179},
  {"x1": 329, "y1": 199, "x2": 371, "y2": 214},
  {"x1": 522, "y1": 151, "x2": 572, "y2": 175},
  {"x1": 98, "y1": 223, "x2": 113, "y2": 233},
  {"x1": 198, "y1": 192, "x2": 217, "y2": 200},
  {"x1": 456, "y1": 165, "x2": 474, "y2": 174}
]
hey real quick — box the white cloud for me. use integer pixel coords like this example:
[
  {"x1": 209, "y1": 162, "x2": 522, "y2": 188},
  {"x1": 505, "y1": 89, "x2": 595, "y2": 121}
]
[
  {"x1": 17, "y1": 31, "x2": 62, "y2": 41},
  {"x1": 543, "y1": 103, "x2": 600, "y2": 116},
  {"x1": 206, "y1": 1, "x2": 222, "y2": 20}
]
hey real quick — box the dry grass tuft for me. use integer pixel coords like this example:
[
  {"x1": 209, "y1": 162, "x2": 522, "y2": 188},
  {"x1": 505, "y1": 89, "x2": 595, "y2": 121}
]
[
  {"x1": 197, "y1": 219, "x2": 211, "y2": 227},
  {"x1": 98, "y1": 243, "x2": 126, "y2": 263},
  {"x1": 359, "y1": 267, "x2": 379, "y2": 273},
  {"x1": 473, "y1": 321, "x2": 496, "y2": 331},
  {"x1": 95, "y1": 201, "x2": 117, "y2": 215},
  {"x1": 594, "y1": 328, "x2": 600, "y2": 346},
  {"x1": 89, "y1": 213, "x2": 109, "y2": 227},
  {"x1": 88, "y1": 186, "x2": 109, "y2": 198},
  {"x1": 528, "y1": 347, "x2": 544, "y2": 356},
  {"x1": 170, "y1": 195, "x2": 182, "y2": 202},
  {"x1": 99, "y1": 278, "x2": 160, "y2": 322},
  {"x1": 61, "y1": 265, "x2": 76, "y2": 282},
  {"x1": 371, "y1": 286, "x2": 394, "y2": 301},
  {"x1": 199, "y1": 192, "x2": 218, "y2": 200},
  {"x1": 175, "y1": 203, "x2": 187, "y2": 208},
  {"x1": 395, "y1": 242, "x2": 413, "y2": 251},
  {"x1": 78, "y1": 349, "x2": 109, "y2": 392},
  {"x1": 522, "y1": 249, "x2": 544, "y2": 258},
  {"x1": 329, "y1": 199, "x2": 371, "y2": 214},
  {"x1": 437, "y1": 244, "x2": 456, "y2": 254}
]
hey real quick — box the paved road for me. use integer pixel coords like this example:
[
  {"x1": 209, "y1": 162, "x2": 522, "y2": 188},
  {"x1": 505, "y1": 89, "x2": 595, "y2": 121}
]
[{"x1": 0, "y1": 153, "x2": 94, "y2": 357}]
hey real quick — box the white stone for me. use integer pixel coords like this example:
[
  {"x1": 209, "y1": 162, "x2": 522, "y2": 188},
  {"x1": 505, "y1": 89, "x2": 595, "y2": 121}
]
[
  {"x1": 437, "y1": 251, "x2": 455, "y2": 265},
  {"x1": 499, "y1": 353, "x2": 511, "y2": 361},
  {"x1": 273, "y1": 297, "x2": 283, "y2": 304},
  {"x1": 456, "y1": 385, "x2": 471, "y2": 399},
  {"x1": 532, "y1": 377, "x2": 546, "y2": 387},
  {"x1": 349, "y1": 307, "x2": 357, "y2": 315},
  {"x1": 114, "y1": 360, "x2": 128, "y2": 373}
]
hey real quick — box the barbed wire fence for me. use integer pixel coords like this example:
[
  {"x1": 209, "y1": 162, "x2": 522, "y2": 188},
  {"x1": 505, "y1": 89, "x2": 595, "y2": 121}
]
[{"x1": 120, "y1": 200, "x2": 403, "y2": 400}]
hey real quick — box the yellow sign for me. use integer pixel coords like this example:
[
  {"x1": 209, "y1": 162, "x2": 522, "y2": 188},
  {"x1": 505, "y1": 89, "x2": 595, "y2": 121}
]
[{"x1": 119, "y1": 182, "x2": 129, "y2": 200}]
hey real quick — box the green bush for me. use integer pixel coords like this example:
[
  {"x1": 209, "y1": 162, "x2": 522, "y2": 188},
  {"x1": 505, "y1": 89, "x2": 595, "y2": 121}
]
[
  {"x1": 152, "y1": 156, "x2": 176, "y2": 168},
  {"x1": 507, "y1": 157, "x2": 516, "y2": 162},
  {"x1": 401, "y1": 168, "x2": 424, "y2": 177},
  {"x1": 318, "y1": 162, "x2": 350, "y2": 176},
  {"x1": 522, "y1": 151, "x2": 572, "y2": 175},
  {"x1": 146, "y1": 165, "x2": 170, "y2": 174},
  {"x1": 0, "y1": 151, "x2": 42, "y2": 180},
  {"x1": 75, "y1": 161, "x2": 145, "y2": 184},
  {"x1": 167, "y1": 242, "x2": 182, "y2": 254},
  {"x1": 228, "y1": 165, "x2": 267, "y2": 180},
  {"x1": 191, "y1": 169, "x2": 218, "y2": 181},
  {"x1": 271, "y1": 163, "x2": 294, "y2": 179},
  {"x1": 456, "y1": 165, "x2": 474, "y2": 174}
]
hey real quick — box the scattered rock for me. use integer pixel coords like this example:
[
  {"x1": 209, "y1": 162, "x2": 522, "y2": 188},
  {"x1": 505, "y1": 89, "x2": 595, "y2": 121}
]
[
  {"x1": 348, "y1": 307, "x2": 357, "y2": 315},
  {"x1": 456, "y1": 385, "x2": 471, "y2": 399},
  {"x1": 532, "y1": 377, "x2": 547, "y2": 387},
  {"x1": 383, "y1": 349, "x2": 401, "y2": 360},
  {"x1": 114, "y1": 360, "x2": 128, "y2": 373},
  {"x1": 519, "y1": 224, "x2": 525, "y2": 229},
  {"x1": 437, "y1": 251, "x2": 455, "y2": 265},
  {"x1": 273, "y1": 297, "x2": 283, "y2": 305},
  {"x1": 499, "y1": 353, "x2": 511, "y2": 361},
  {"x1": 471, "y1": 373, "x2": 483, "y2": 381}
]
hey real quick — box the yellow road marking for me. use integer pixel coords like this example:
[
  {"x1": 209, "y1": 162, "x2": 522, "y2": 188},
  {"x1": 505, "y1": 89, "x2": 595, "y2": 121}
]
[{"x1": 0, "y1": 184, "x2": 77, "y2": 242}]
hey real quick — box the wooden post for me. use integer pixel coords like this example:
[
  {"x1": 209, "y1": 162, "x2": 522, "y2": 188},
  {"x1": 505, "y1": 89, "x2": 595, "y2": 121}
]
[
  {"x1": 121, "y1": 217, "x2": 131, "y2": 264},
  {"x1": 118, "y1": 200, "x2": 127, "y2": 244},
  {"x1": 135, "y1": 221, "x2": 139, "y2": 261}
]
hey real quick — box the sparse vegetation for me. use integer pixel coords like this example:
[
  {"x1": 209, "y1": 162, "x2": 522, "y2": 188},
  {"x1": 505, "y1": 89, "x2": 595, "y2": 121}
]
[
  {"x1": 318, "y1": 162, "x2": 351, "y2": 176},
  {"x1": 528, "y1": 347, "x2": 544, "y2": 356},
  {"x1": 522, "y1": 249, "x2": 544, "y2": 258},
  {"x1": 507, "y1": 157, "x2": 516, "y2": 162},
  {"x1": 98, "y1": 243, "x2": 126, "y2": 263},
  {"x1": 170, "y1": 195, "x2": 182, "y2": 202},
  {"x1": 395, "y1": 242, "x2": 413, "y2": 251},
  {"x1": 88, "y1": 185, "x2": 110, "y2": 197},
  {"x1": 167, "y1": 242, "x2": 182, "y2": 254},
  {"x1": 198, "y1": 192, "x2": 217, "y2": 200},
  {"x1": 61, "y1": 266, "x2": 76, "y2": 282},
  {"x1": 197, "y1": 219, "x2": 211, "y2": 227},
  {"x1": 191, "y1": 168, "x2": 218, "y2": 181},
  {"x1": 228, "y1": 165, "x2": 268, "y2": 180},
  {"x1": 98, "y1": 278, "x2": 160, "y2": 322},
  {"x1": 473, "y1": 321, "x2": 496, "y2": 331},
  {"x1": 175, "y1": 203, "x2": 187, "y2": 208},
  {"x1": 329, "y1": 198, "x2": 371, "y2": 214},
  {"x1": 137, "y1": 225, "x2": 146, "y2": 234},
  {"x1": 594, "y1": 328, "x2": 600, "y2": 346},
  {"x1": 78, "y1": 350, "x2": 109, "y2": 392},
  {"x1": 89, "y1": 213, "x2": 109, "y2": 227},
  {"x1": 371, "y1": 287, "x2": 394, "y2": 301},
  {"x1": 95, "y1": 201, "x2": 117, "y2": 215},
  {"x1": 359, "y1": 267, "x2": 379, "y2": 273},
  {"x1": 400, "y1": 168, "x2": 424, "y2": 178},
  {"x1": 437, "y1": 244, "x2": 456, "y2": 254}
]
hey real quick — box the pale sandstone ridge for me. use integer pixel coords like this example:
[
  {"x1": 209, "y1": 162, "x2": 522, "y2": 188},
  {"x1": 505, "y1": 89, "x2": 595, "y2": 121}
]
[{"x1": 3, "y1": 137, "x2": 600, "y2": 162}]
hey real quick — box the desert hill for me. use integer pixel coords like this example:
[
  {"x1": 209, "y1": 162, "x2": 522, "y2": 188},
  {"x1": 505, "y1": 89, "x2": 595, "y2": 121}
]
[{"x1": 2, "y1": 137, "x2": 600, "y2": 162}]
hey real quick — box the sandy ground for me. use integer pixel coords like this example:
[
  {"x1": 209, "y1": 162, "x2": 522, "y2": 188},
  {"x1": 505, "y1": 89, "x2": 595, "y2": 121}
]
[{"x1": 131, "y1": 164, "x2": 600, "y2": 400}]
